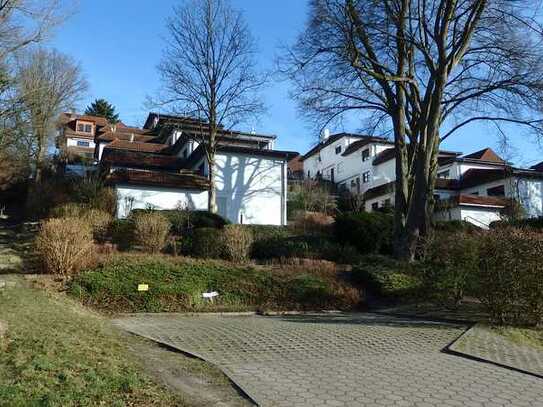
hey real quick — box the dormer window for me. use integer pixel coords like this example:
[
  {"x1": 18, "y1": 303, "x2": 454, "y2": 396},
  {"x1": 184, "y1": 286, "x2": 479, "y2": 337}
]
[
  {"x1": 362, "y1": 149, "x2": 370, "y2": 161},
  {"x1": 335, "y1": 145, "x2": 342, "y2": 154},
  {"x1": 77, "y1": 122, "x2": 93, "y2": 133}
]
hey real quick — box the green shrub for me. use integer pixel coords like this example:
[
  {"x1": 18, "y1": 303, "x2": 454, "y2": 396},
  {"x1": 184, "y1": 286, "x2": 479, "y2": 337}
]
[
  {"x1": 69, "y1": 255, "x2": 361, "y2": 313},
  {"x1": 192, "y1": 227, "x2": 224, "y2": 258},
  {"x1": 334, "y1": 212, "x2": 393, "y2": 255},
  {"x1": 251, "y1": 234, "x2": 359, "y2": 264},
  {"x1": 36, "y1": 217, "x2": 95, "y2": 277},
  {"x1": 421, "y1": 231, "x2": 480, "y2": 306},
  {"x1": 476, "y1": 228, "x2": 543, "y2": 326},
  {"x1": 131, "y1": 212, "x2": 170, "y2": 253},
  {"x1": 351, "y1": 255, "x2": 422, "y2": 299},
  {"x1": 222, "y1": 225, "x2": 254, "y2": 262},
  {"x1": 110, "y1": 219, "x2": 134, "y2": 250}
]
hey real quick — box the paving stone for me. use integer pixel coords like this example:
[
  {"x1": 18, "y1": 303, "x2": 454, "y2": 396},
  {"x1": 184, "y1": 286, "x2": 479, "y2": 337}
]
[{"x1": 113, "y1": 313, "x2": 543, "y2": 406}]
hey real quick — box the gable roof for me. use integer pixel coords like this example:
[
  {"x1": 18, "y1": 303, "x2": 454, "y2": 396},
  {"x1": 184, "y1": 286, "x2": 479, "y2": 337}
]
[
  {"x1": 462, "y1": 148, "x2": 504, "y2": 162},
  {"x1": 301, "y1": 133, "x2": 370, "y2": 161},
  {"x1": 341, "y1": 137, "x2": 393, "y2": 157},
  {"x1": 59, "y1": 112, "x2": 110, "y2": 127}
]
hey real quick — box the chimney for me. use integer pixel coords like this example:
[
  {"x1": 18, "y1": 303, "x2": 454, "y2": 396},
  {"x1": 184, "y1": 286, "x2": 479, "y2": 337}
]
[
  {"x1": 320, "y1": 128, "x2": 330, "y2": 143},
  {"x1": 129, "y1": 133, "x2": 135, "y2": 142}
]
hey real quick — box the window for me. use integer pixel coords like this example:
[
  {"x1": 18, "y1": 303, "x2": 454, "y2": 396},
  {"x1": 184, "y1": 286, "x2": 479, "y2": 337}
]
[
  {"x1": 350, "y1": 179, "x2": 356, "y2": 189},
  {"x1": 335, "y1": 145, "x2": 342, "y2": 154},
  {"x1": 384, "y1": 198, "x2": 391, "y2": 208},
  {"x1": 362, "y1": 149, "x2": 370, "y2": 162},
  {"x1": 77, "y1": 140, "x2": 90, "y2": 147},
  {"x1": 371, "y1": 202, "x2": 379, "y2": 211},
  {"x1": 356, "y1": 177, "x2": 361, "y2": 193},
  {"x1": 77, "y1": 122, "x2": 92, "y2": 133},
  {"x1": 437, "y1": 170, "x2": 450, "y2": 179},
  {"x1": 307, "y1": 170, "x2": 311, "y2": 178},
  {"x1": 487, "y1": 185, "x2": 505, "y2": 197},
  {"x1": 362, "y1": 171, "x2": 370, "y2": 183}
]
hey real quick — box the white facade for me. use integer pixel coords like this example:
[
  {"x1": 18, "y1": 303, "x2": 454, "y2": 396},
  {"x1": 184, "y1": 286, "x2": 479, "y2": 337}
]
[
  {"x1": 66, "y1": 137, "x2": 95, "y2": 150},
  {"x1": 113, "y1": 151, "x2": 288, "y2": 226},
  {"x1": 302, "y1": 134, "x2": 393, "y2": 192},
  {"x1": 434, "y1": 206, "x2": 503, "y2": 228},
  {"x1": 116, "y1": 185, "x2": 208, "y2": 218}
]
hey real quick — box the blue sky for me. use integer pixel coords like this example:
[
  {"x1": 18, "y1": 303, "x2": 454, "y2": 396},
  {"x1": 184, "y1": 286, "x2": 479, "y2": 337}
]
[{"x1": 48, "y1": 0, "x2": 542, "y2": 167}]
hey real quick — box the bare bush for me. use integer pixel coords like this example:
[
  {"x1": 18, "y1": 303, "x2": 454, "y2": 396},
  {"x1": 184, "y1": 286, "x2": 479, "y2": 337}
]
[
  {"x1": 36, "y1": 217, "x2": 94, "y2": 277},
  {"x1": 222, "y1": 225, "x2": 253, "y2": 263},
  {"x1": 84, "y1": 209, "x2": 113, "y2": 243},
  {"x1": 132, "y1": 212, "x2": 170, "y2": 253}
]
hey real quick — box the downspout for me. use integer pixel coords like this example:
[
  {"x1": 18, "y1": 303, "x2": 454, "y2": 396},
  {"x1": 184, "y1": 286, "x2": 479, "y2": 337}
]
[{"x1": 282, "y1": 157, "x2": 287, "y2": 226}]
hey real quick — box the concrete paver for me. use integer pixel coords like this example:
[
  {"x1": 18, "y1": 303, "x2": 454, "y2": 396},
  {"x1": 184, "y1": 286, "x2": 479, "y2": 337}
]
[{"x1": 114, "y1": 313, "x2": 543, "y2": 407}]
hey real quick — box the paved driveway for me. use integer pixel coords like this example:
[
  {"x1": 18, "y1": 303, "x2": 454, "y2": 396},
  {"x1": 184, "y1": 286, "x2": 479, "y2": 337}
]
[{"x1": 113, "y1": 313, "x2": 543, "y2": 407}]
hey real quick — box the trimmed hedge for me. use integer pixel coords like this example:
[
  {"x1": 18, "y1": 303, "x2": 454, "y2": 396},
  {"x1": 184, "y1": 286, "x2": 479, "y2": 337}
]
[{"x1": 334, "y1": 212, "x2": 393, "y2": 255}]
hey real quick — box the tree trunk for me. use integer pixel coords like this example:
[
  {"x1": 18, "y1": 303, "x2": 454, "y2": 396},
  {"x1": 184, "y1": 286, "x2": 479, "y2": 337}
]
[{"x1": 208, "y1": 155, "x2": 217, "y2": 213}]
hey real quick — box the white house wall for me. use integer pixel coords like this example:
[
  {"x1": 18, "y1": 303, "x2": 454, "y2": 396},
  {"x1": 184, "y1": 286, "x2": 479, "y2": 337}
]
[
  {"x1": 115, "y1": 185, "x2": 208, "y2": 218},
  {"x1": 67, "y1": 137, "x2": 95, "y2": 149},
  {"x1": 303, "y1": 136, "x2": 362, "y2": 180},
  {"x1": 434, "y1": 206, "x2": 501, "y2": 228},
  {"x1": 515, "y1": 177, "x2": 543, "y2": 217},
  {"x1": 214, "y1": 152, "x2": 286, "y2": 225}
]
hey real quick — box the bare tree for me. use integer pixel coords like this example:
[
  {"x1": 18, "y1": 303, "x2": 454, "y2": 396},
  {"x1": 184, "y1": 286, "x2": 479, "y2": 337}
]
[
  {"x1": 157, "y1": 0, "x2": 266, "y2": 213},
  {"x1": 284, "y1": 0, "x2": 543, "y2": 260},
  {"x1": 17, "y1": 48, "x2": 88, "y2": 180}
]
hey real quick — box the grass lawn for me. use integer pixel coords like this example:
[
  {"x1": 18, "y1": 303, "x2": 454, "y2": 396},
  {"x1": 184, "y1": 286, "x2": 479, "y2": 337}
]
[
  {"x1": 0, "y1": 282, "x2": 186, "y2": 406},
  {"x1": 68, "y1": 254, "x2": 361, "y2": 313},
  {"x1": 493, "y1": 326, "x2": 543, "y2": 350}
]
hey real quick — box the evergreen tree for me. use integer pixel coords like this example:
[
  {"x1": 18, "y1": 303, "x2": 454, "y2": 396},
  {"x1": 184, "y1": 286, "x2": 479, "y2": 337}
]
[{"x1": 85, "y1": 99, "x2": 119, "y2": 123}]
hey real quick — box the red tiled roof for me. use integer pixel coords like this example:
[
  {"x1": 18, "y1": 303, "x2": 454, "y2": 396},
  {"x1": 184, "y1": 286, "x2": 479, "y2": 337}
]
[
  {"x1": 101, "y1": 149, "x2": 185, "y2": 171},
  {"x1": 463, "y1": 148, "x2": 504, "y2": 163},
  {"x1": 97, "y1": 132, "x2": 158, "y2": 142},
  {"x1": 104, "y1": 139, "x2": 168, "y2": 153},
  {"x1": 106, "y1": 169, "x2": 210, "y2": 190},
  {"x1": 59, "y1": 112, "x2": 110, "y2": 127},
  {"x1": 456, "y1": 194, "x2": 508, "y2": 207}
]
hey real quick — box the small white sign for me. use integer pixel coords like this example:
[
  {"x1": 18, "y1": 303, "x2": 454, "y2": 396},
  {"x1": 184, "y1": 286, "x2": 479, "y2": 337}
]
[
  {"x1": 202, "y1": 291, "x2": 219, "y2": 299},
  {"x1": 138, "y1": 284, "x2": 149, "y2": 292}
]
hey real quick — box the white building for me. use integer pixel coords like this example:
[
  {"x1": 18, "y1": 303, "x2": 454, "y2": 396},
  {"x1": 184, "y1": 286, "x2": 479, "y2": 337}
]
[
  {"x1": 99, "y1": 113, "x2": 296, "y2": 225},
  {"x1": 301, "y1": 133, "x2": 543, "y2": 227}
]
